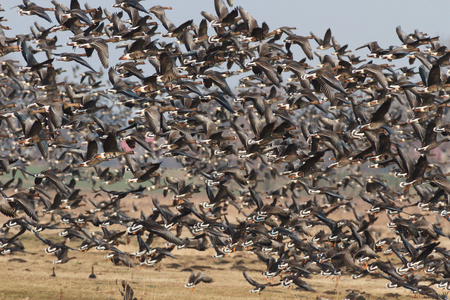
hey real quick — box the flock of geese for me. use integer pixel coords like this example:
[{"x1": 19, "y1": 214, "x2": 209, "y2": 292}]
[{"x1": 0, "y1": 0, "x2": 450, "y2": 298}]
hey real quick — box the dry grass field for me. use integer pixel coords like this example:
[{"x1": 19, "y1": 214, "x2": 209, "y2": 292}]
[
  {"x1": 0, "y1": 235, "x2": 415, "y2": 300},
  {"x1": 0, "y1": 194, "x2": 447, "y2": 300}
]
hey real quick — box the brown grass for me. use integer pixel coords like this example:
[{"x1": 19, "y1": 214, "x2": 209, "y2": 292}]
[
  {"x1": 0, "y1": 239, "x2": 414, "y2": 300},
  {"x1": 0, "y1": 194, "x2": 447, "y2": 300}
]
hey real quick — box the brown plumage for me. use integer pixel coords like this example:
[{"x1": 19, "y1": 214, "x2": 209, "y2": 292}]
[{"x1": 185, "y1": 271, "x2": 213, "y2": 290}]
